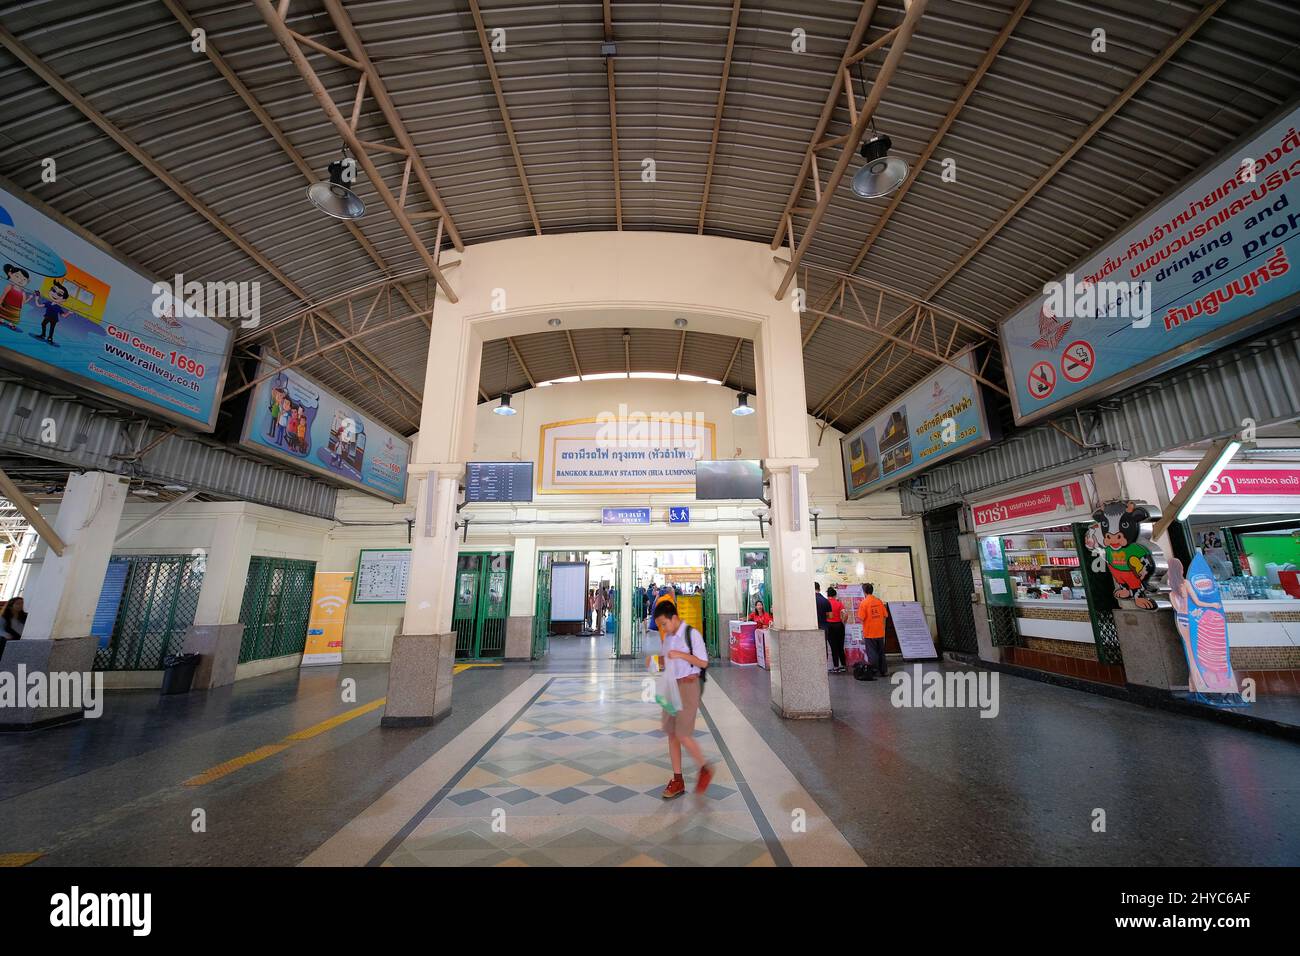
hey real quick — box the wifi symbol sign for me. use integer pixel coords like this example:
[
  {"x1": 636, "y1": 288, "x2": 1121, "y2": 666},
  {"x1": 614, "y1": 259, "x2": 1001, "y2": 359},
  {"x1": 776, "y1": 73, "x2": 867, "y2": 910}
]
[{"x1": 317, "y1": 595, "x2": 346, "y2": 615}]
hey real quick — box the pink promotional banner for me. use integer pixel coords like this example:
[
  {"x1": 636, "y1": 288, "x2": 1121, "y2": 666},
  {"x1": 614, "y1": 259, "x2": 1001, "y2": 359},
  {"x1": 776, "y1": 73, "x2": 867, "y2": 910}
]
[
  {"x1": 972, "y1": 480, "x2": 1089, "y2": 529},
  {"x1": 1165, "y1": 465, "x2": 1300, "y2": 498}
]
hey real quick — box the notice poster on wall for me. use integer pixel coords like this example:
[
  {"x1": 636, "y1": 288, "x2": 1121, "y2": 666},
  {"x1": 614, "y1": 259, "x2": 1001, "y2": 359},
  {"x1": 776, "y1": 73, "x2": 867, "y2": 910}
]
[
  {"x1": 302, "y1": 571, "x2": 353, "y2": 666},
  {"x1": 888, "y1": 601, "x2": 938, "y2": 660},
  {"x1": 0, "y1": 182, "x2": 233, "y2": 430},
  {"x1": 538, "y1": 415, "x2": 715, "y2": 494},
  {"x1": 1001, "y1": 101, "x2": 1300, "y2": 426},
  {"x1": 353, "y1": 549, "x2": 410, "y2": 604},
  {"x1": 840, "y1": 349, "x2": 991, "y2": 498},
  {"x1": 240, "y1": 351, "x2": 412, "y2": 503}
]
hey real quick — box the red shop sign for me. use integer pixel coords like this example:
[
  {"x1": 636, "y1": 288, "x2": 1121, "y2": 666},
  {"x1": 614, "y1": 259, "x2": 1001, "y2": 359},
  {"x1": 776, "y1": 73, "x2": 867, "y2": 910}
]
[
  {"x1": 972, "y1": 480, "x2": 1089, "y2": 529},
  {"x1": 1165, "y1": 465, "x2": 1300, "y2": 498}
]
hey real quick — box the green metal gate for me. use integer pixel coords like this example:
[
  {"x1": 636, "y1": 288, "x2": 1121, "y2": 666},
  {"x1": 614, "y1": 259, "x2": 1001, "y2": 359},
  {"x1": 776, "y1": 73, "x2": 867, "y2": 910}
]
[
  {"x1": 702, "y1": 560, "x2": 719, "y2": 658},
  {"x1": 923, "y1": 507, "x2": 979, "y2": 654},
  {"x1": 237, "y1": 556, "x2": 317, "y2": 663},
  {"x1": 532, "y1": 553, "x2": 551, "y2": 660},
  {"x1": 453, "y1": 551, "x2": 512, "y2": 659},
  {"x1": 93, "y1": 554, "x2": 205, "y2": 671}
]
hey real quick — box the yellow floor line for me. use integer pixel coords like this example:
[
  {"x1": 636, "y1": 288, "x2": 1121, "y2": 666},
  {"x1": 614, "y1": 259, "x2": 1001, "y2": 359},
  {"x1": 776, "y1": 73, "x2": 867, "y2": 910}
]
[
  {"x1": 185, "y1": 697, "x2": 387, "y2": 787},
  {"x1": 454, "y1": 662, "x2": 503, "y2": 674},
  {"x1": 0, "y1": 852, "x2": 42, "y2": 867}
]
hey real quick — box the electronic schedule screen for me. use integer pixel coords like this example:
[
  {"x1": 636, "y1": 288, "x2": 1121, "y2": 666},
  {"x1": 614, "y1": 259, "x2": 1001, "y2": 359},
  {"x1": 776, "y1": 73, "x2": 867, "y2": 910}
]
[{"x1": 465, "y1": 461, "x2": 535, "y2": 503}]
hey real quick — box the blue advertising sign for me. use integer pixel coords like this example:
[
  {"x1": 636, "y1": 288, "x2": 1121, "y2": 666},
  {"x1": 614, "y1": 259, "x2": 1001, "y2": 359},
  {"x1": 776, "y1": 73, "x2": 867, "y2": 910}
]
[
  {"x1": 668, "y1": 506, "x2": 690, "y2": 524},
  {"x1": 239, "y1": 352, "x2": 411, "y2": 503},
  {"x1": 840, "y1": 349, "x2": 991, "y2": 499},
  {"x1": 1001, "y1": 101, "x2": 1300, "y2": 425},
  {"x1": 602, "y1": 507, "x2": 650, "y2": 525},
  {"x1": 0, "y1": 181, "x2": 233, "y2": 430}
]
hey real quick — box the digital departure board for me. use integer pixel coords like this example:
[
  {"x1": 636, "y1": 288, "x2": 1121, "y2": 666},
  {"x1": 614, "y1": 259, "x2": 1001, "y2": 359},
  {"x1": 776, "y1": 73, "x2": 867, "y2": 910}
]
[{"x1": 465, "y1": 461, "x2": 534, "y2": 502}]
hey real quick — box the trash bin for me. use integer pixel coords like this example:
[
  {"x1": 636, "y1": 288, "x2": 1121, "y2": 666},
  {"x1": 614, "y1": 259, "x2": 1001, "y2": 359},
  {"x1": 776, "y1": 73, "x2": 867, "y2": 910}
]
[{"x1": 160, "y1": 652, "x2": 201, "y2": 696}]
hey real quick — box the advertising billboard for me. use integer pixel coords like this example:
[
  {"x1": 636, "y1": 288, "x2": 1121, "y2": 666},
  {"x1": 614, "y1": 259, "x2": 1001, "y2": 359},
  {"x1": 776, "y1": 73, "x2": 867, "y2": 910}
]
[
  {"x1": 1000, "y1": 100, "x2": 1300, "y2": 425},
  {"x1": 840, "y1": 349, "x2": 992, "y2": 499},
  {"x1": 239, "y1": 351, "x2": 412, "y2": 503},
  {"x1": 0, "y1": 181, "x2": 233, "y2": 430}
]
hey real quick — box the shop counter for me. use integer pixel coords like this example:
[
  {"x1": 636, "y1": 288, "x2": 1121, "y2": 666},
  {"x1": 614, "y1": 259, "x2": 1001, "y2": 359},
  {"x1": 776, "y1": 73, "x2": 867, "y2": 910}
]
[{"x1": 1012, "y1": 599, "x2": 1096, "y2": 644}]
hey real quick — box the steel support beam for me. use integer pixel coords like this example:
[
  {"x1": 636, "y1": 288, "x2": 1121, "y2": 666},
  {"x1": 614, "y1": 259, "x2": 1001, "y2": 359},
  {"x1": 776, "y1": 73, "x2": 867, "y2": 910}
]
[
  {"x1": 114, "y1": 490, "x2": 200, "y2": 546},
  {"x1": 0, "y1": 467, "x2": 64, "y2": 557}
]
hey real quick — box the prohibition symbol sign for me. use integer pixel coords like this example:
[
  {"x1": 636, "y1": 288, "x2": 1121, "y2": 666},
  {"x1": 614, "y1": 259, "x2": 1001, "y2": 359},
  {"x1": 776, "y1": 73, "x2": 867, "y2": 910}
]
[
  {"x1": 1060, "y1": 339, "x2": 1095, "y2": 384},
  {"x1": 1028, "y1": 361, "x2": 1056, "y2": 399}
]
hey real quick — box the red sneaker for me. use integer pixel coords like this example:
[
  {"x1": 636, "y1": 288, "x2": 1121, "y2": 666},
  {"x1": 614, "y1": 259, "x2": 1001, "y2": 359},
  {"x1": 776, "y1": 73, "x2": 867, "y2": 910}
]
[
  {"x1": 695, "y1": 763, "x2": 714, "y2": 794},
  {"x1": 661, "y1": 777, "x2": 686, "y2": 799}
]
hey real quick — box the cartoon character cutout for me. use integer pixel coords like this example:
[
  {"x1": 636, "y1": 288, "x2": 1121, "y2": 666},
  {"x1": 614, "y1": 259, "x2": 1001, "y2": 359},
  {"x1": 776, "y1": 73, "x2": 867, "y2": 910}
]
[
  {"x1": 1, "y1": 263, "x2": 31, "y2": 329},
  {"x1": 1092, "y1": 501, "x2": 1158, "y2": 610},
  {"x1": 33, "y1": 280, "x2": 71, "y2": 344}
]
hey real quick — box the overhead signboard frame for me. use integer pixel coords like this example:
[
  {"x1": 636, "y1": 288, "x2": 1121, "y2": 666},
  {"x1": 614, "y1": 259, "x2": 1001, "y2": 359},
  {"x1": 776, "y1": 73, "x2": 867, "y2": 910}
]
[
  {"x1": 840, "y1": 347, "x2": 993, "y2": 499},
  {"x1": 999, "y1": 98, "x2": 1300, "y2": 426},
  {"x1": 0, "y1": 175, "x2": 234, "y2": 431},
  {"x1": 238, "y1": 349, "x2": 412, "y2": 503}
]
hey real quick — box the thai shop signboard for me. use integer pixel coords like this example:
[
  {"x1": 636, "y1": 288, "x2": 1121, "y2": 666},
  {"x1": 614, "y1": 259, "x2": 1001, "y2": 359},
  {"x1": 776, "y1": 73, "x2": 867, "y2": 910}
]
[
  {"x1": 0, "y1": 180, "x2": 233, "y2": 430},
  {"x1": 840, "y1": 348, "x2": 992, "y2": 499},
  {"x1": 970, "y1": 478, "x2": 1095, "y2": 534},
  {"x1": 1161, "y1": 462, "x2": 1300, "y2": 514},
  {"x1": 239, "y1": 350, "x2": 412, "y2": 503},
  {"x1": 1000, "y1": 101, "x2": 1300, "y2": 426}
]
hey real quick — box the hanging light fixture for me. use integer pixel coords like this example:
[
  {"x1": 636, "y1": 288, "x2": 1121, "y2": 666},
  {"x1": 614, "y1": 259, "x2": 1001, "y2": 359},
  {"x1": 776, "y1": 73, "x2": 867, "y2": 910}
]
[
  {"x1": 494, "y1": 340, "x2": 518, "y2": 415},
  {"x1": 732, "y1": 392, "x2": 756, "y2": 416},
  {"x1": 850, "y1": 63, "x2": 907, "y2": 200},
  {"x1": 307, "y1": 148, "x2": 366, "y2": 220}
]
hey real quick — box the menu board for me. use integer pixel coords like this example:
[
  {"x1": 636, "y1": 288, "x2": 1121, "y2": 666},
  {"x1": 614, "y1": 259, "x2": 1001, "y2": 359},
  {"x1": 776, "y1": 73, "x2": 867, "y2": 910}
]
[
  {"x1": 466, "y1": 461, "x2": 534, "y2": 502},
  {"x1": 888, "y1": 601, "x2": 938, "y2": 660},
  {"x1": 353, "y1": 548, "x2": 411, "y2": 604}
]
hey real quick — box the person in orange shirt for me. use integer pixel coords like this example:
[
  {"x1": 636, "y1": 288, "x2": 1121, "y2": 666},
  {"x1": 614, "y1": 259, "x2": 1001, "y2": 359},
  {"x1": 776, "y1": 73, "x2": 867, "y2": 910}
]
[{"x1": 856, "y1": 583, "x2": 889, "y2": 677}]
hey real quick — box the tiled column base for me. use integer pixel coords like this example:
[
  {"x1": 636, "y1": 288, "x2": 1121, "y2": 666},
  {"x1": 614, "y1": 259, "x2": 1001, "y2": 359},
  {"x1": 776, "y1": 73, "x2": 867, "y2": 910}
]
[
  {"x1": 1114, "y1": 609, "x2": 1186, "y2": 691},
  {"x1": 0, "y1": 636, "x2": 98, "y2": 731},
  {"x1": 504, "y1": 616, "x2": 533, "y2": 661},
  {"x1": 182, "y1": 623, "x2": 244, "y2": 690},
  {"x1": 382, "y1": 632, "x2": 456, "y2": 727},
  {"x1": 717, "y1": 613, "x2": 734, "y2": 662},
  {"x1": 768, "y1": 628, "x2": 831, "y2": 719}
]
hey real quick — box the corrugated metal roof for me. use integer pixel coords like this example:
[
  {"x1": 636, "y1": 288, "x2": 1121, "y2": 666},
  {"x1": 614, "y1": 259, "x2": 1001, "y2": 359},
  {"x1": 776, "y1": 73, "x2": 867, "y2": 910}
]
[{"x1": 0, "y1": 0, "x2": 1296, "y2": 448}]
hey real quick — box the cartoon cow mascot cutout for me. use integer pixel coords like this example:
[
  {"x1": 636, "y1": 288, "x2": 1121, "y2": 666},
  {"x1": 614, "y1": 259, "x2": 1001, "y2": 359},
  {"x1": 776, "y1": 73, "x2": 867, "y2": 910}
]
[{"x1": 1092, "y1": 501, "x2": 1159, "y2": 610}]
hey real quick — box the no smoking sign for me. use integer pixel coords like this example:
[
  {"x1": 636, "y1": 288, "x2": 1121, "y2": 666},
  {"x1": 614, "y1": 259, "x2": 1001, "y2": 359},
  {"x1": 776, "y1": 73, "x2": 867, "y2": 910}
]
[
  {"x1": 1028, "y1": 360, "x2": 1056, "y2": 399},
  {"x1": 1060, "y1": 339, "x2": 1095, "y2": 384}
]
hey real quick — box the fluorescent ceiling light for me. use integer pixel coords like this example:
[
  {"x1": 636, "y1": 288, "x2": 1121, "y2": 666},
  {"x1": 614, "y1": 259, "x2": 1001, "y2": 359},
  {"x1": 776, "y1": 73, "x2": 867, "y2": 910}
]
[{"x1": 1177, "y1": 440, "x2": 1241, "y2": 521}]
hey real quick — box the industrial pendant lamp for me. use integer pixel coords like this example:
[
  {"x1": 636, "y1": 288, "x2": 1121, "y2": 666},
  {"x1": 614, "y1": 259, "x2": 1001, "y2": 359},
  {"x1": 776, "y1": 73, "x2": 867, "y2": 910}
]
[
  {"x1": 850, "y1": 63, "x2": 907, "y2": 200},
  {"x1": 493, "y1": 340, "x2": 518, "y2": 415},
  {"x1": 732, "y1": 392, "x2": 756, "y2": 416},
  {"x1": 307, "y1": 148, "x2": 366, "y2": 220}
]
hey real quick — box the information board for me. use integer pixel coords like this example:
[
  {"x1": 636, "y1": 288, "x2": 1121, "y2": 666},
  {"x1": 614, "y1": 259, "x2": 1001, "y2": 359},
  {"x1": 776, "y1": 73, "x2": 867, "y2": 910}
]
[
  {"x1": 550, "y1": 561, "x2": 589, "y2": 622},
  {"x1": 353, "y1": 549, "x2": 411, "y2": 604},
  {"x1": 888, "y1": 601, "x2": 939, "y2": 660},
  {"x1": 466, "y1": 461, "x2": 534, "y2": 502}
]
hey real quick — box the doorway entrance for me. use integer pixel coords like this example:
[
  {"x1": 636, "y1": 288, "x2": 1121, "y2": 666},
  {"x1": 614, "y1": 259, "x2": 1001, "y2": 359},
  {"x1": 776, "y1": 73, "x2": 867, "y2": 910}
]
[
  {"x1": 633, "y1": 549, "x2": 718, "y2": 658},
  {"x1": 534, "y1": 549, "x2": 621, "y2": 662},
  {"x1": 452, "y1": 551, "x2": 512, "y2": 659}
]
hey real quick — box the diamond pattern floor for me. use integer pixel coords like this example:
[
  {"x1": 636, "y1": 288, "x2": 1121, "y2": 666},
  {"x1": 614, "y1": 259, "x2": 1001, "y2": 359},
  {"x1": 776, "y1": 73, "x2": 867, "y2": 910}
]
[{"x1": 382, "y1": 676, "x2": 776, "y2": 866}]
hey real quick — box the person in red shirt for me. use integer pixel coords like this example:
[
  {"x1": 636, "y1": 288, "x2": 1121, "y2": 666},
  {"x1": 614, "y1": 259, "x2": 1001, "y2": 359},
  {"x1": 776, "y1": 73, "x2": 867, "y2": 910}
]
[
  {"x1": 825, "y1": 586, "x2": 847, "y2": 673},
  {"x1": 748, "y1": 598, "x2": 773, "y2": 630}
]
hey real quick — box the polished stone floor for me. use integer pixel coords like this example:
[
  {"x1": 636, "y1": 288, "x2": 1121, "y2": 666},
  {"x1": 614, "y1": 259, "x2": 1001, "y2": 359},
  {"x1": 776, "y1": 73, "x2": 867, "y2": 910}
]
[{"x1": 2, "y1": 633, "x2": 1298, "y2": 866}]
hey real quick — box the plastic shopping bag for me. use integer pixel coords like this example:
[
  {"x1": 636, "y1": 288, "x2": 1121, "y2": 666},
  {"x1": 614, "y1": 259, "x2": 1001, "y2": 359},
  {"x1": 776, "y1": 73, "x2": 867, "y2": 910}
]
[{"x1": 655, "y1": 666, "x2": 682, "y2": 716}]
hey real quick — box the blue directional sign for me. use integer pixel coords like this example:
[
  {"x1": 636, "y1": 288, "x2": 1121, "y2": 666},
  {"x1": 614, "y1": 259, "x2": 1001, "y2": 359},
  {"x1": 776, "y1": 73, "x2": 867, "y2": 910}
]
[
  {"x1": 668, "y1": 506, "x2": 690, "y2": 525},
  {"x1": 602, "y1": 507, "x2": 650, "y2": 526}
]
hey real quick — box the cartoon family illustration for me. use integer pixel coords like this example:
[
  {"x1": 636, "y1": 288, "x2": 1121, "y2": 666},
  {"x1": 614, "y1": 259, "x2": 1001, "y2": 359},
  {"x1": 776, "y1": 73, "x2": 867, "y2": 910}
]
[
  {"x1": 2, "y1": 262, "x2": 73, "y2": 345},
  {"x1": 265, "y1": 383, "x2": 311, "y2": 455}
]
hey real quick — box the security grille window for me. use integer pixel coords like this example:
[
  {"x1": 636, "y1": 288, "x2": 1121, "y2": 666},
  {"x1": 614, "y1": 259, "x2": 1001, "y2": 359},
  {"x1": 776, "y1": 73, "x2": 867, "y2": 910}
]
[
  {"x1": 93, "y1": 554, "x2": 205, "y2": 671},
  {"x1": 238, "y1": 556, "x2": 317, "y2": 663}
]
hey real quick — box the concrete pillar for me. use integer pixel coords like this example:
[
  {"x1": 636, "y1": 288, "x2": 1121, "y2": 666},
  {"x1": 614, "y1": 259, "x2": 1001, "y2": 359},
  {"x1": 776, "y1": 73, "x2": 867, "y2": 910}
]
[
  {"x1": 755, "y1": 304, "x2": 828, "y2": 719},
  {"x1": 182, "y1": 509, "x2": 256, "y2": 690},
  {"x1": 1, "y1": 471, "x2": 127, "y2": 729},
  {"x1": 504, "y1": 536, "x2": 536, "y2": 660},
  {"x1": 385, "y1": 303, "x2": 482, "y2": 726}
]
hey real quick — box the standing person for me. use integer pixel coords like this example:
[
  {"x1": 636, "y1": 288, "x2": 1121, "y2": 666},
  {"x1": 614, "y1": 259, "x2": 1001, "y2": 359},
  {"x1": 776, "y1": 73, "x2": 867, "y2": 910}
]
[
  {"x1": 814, "y1": 583, "x2": 831, "y2": 670},
  {"x1": 856, "y1": 583, "x2": 890, "y2": 677},
  {"x1": 596, "y1": 584, "x2": 610, "y2": 635},
  {"x1": 653, "y1": 601, "x2": 713, "y2": 799},
  {"x1": 2, "y1": 596, "x2": 26, "y2": 641},
  {"x1": 748, "y1": 598, "x2": 772, "y2": 629},
  {"x1": 825, "y1": 586, "x2": 847, "y2": 673},
  {"x1": 586, "y1": 589, "x2": 595, "y2": 632}
]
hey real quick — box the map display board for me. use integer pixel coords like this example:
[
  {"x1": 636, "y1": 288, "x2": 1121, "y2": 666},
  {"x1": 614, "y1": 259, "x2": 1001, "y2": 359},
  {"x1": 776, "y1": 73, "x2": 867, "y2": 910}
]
[{"x1": 353, "y1": 548, "x2": 411, "y2": 604}]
